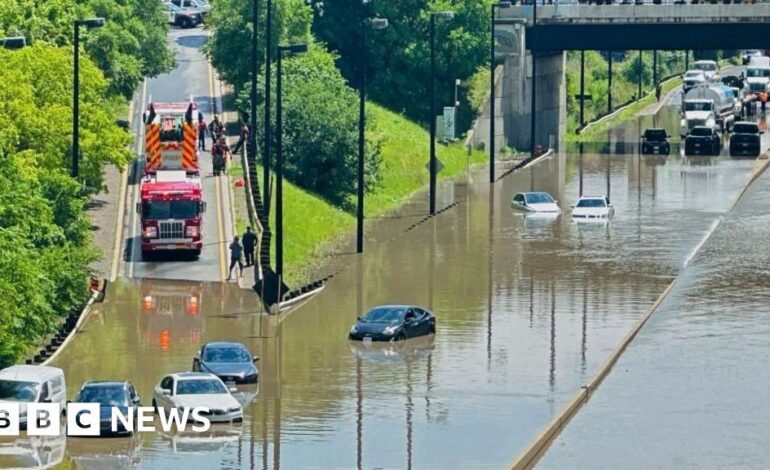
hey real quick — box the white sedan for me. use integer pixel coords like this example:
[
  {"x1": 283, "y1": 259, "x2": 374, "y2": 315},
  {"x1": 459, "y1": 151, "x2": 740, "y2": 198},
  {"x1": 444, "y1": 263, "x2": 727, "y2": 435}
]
[
  {"x1": 571, "y1": 196, "x2": 614, "y2": 220},
  {"x1": 511, "y1": 192, "x2": 560, "y2": 214},
  {"x1": 152, "y1": 372, "x2": 243, "y2": 423}
]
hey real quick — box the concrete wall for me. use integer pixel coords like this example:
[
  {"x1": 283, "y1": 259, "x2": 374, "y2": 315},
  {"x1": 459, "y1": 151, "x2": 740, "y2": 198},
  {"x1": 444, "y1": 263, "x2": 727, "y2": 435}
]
[
  {"x1": 501, "y1": 23, "x2": 565, "y2": 152},
  {"x1": 469, "y1": 66, "x2": 505, "y2": 155}
]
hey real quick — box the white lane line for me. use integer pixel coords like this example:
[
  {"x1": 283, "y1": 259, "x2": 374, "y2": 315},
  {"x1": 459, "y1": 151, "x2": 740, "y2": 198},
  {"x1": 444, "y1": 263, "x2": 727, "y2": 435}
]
[{"x1": 128, "y1": 78, "x2": 148, "y2": 279}]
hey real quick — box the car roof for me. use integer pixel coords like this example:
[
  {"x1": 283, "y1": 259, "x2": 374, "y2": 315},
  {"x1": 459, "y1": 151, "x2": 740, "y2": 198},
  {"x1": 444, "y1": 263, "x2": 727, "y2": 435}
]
[
  {"x1": 170, "y1": 372, "x2": 219, "y2": 380},
  {"x1": 81, "y1": 381, "x2": 129, "y2": 389},
  {"x1": 691, "y1": 126, "x2": 713, "y2": 131},
  {"x1": 369, "y1": 305, "x2": 423, "y2": 311},
  {"x1": 644, "y1": 128, "x2": 665, "y2": 132},
  {"x1": 734, "y1": 121, "x2": 758, "y2": 126},
  {"x1": 203, "y1": 342, "x2": 248, "y2": 350},
  {"x1": 577, "y1": 195, "x2": 607, "y2": 200},
  {"x1": 0, "y1": 365, "x2": 63, "y2": 382},
  {"x1": 685, "y1": 70, "x2": 704, "y2": 75},
  {"x1": 520, "y1": 191, "x2": 551, "y2": 196}
]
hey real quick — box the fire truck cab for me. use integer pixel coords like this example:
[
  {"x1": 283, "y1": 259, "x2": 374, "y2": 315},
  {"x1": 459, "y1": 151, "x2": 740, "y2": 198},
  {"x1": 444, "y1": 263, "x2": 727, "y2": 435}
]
[{"x1": 137, "y1": 171, "x2": 205, "y2": 258}]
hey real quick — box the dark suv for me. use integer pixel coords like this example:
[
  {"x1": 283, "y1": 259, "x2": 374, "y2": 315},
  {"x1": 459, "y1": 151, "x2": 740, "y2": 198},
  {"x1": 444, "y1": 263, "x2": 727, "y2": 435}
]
[
  {"x1": 729, "y1": 121, "x2": 762, "y2": 157},
  {"x1": 685, "y1": 126, "x2": 721, "y2": 156},
  {"x1": 640, "y1": 128, "x2": 671, "y2": 155}
]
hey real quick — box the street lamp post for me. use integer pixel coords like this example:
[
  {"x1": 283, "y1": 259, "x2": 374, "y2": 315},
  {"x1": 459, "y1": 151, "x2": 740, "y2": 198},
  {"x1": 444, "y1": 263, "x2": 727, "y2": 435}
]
[
  {"x1": 264, "y1": 0, "x2": 273, "y2": 214},
  {"x1": 275, "y1": 44, "x2": 308, "y2": 278},
  {"x1": 490, "y1": 1, "x2": 511, "y2": 184},
  {"x1": 249, "y1": 0, "x2": 264, "y2": 215},
  {"x1": 357, "y1": 17, "x2": 388, "y2": 254},
  {"x1": 72, "y1": 18, "x2": 105, "y2": 179},
  {"x1": 1, "y1": 36, "x2": 26, "y2": 49},
  {"x1": 530, "y1": 0, "x2": 537, "y2": 158},
  {"x1": 429, "y1": 11, "x2": 454, "y2": 216}
]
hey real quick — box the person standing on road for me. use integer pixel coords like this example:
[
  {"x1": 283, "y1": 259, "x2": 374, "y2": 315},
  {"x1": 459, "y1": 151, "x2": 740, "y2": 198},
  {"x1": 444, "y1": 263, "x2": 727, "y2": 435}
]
[
  {"x1": 232, "y1": 115, "x2": 250, "y2": 155},
  {"x1": 209, "y1": 115, "x2": 224, "y2": 147},
  {"x1": 242, "y1": 227, "x2": 258, "y2": 267},
  {"x1": 197, "y1": 114, "x2": 207, "y2": 151},
  {"x1": 655, "y1": 82, "x2": 662, "y2": 102},
  {"x1": 227, "y1": 236, "x2": 244, "y2": 281}
]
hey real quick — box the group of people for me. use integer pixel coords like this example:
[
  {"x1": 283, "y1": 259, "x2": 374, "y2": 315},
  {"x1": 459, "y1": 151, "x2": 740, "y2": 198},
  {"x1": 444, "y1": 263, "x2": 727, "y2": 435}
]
[
  {"x1": 197, "y1": 114, "x2": 233, "y2": 174},
  {"x1": 226, "y1": 227, "x2": 259, "y2": 281}
]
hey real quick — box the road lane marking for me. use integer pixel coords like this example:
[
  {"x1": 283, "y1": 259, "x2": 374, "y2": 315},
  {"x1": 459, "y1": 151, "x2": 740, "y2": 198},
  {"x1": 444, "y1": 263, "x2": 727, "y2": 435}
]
[
  {"x1": 128, "y1": 78, "x2": 148, "y2": 279},
  {"x1": 208, "y1": 61, "x2": 228, "y2": 280}
]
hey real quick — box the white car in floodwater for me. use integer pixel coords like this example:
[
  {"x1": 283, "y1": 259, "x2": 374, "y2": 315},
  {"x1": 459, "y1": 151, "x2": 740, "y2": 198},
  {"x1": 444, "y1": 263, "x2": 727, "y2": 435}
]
[
  {"x1": 571, "y1": 196, "x2": 614, "y2": 220},
  {"x1": 511, "y1": 192, "x2": 561, "y2": 214},
  {"x1": 152, "y1": 372, "x2": 243, "y2": 423}
]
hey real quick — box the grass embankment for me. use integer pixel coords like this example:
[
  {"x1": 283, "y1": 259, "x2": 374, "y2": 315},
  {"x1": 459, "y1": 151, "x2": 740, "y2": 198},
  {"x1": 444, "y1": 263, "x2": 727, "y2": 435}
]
[{"x1": 266, "y1": 102, "x2": 486, "y2": 285}]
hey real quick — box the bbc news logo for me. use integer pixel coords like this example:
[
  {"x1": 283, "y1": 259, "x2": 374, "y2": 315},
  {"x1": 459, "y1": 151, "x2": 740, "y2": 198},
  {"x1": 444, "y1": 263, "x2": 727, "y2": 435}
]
[{"x1": 0, "y1": 403, "x2": 212, "y2": 436}]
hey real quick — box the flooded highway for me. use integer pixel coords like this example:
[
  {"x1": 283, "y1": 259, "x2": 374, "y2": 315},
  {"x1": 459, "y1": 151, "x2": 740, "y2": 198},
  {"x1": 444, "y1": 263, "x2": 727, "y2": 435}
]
[
  {"x1": 26, "y1": 99, "x2": 768, "y2": 469},
  {"x1": 538, "y1": 164, "x2": 770, "y2": 470}
]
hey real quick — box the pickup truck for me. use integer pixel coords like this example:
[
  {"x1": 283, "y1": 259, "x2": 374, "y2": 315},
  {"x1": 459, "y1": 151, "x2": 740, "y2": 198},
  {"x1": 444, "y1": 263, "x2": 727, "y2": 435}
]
[
  {"x1": 684, "y1": 126, "x2": 721, "y2": 156},
  {"x1": 729, "y1": 121, "x2": 762, "y2": 157}
]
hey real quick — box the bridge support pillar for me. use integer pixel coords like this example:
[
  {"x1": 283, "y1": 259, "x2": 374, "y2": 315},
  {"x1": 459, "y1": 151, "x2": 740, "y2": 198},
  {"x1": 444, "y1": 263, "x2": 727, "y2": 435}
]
[{"x1": 502, "y1": 24, "x2": 565, "y2": 152}]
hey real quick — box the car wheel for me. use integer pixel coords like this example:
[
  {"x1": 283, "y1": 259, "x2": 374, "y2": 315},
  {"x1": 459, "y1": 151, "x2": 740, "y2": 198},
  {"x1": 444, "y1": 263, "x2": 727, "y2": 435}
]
[{"x1": 180, "y1": 17, "x2": 191, "y2": 28}]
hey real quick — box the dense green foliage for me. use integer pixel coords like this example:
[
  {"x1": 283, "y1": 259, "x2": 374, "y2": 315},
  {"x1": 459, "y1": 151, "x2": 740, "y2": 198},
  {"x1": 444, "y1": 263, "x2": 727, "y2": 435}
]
[
  {"x1": 0, "y1": 0, "x2": 174, "y2": 98},
  {"x1": 312, "y1": 0, "x2": 489, "y2": 132},
  {"x1": 207, "y1": 0, "x2": 381, "y2": 205}
]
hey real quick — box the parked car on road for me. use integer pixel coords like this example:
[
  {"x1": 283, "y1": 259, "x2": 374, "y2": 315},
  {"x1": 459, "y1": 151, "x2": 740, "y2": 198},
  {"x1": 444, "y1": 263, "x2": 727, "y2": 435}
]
[
  {"x1": 152, "y1": 372, "x2": 243, "y2": 423},
  {"x1": 640, "y1": 128, "x2": 671, "y2": 155},
  {"x1": 166, "y1": 3, "x2": 202, "y2": 28},
  {"x1": 511, "y1": 192, "x2": 560, "y2": 214},
  {"x1": 72, "y1": 381, "x2": 141, "y2": 436},
  {"x1": 170, "y1": 0, "x2": 210, "y2": 21},
  {"x1": 192, "y1": 342, "x2": 259, "y2": 385},
  {"x1": 0, "y1": 365, "x2": 66, "y2": 429},
  {"x1": 349, "y1": 306, "x2": 436, "y2": 342},
  {"x1": 693, "y1": 60, "x2": 719, "y2": 82},
  {"x1": 743, "y1": 50, "x2": 764, "y2": 65},
  {"x1": 683, "y1": 70, "x2": 707, "y2": 93},
  {"x1": 729, "y1": 121, "x2": 762, "y2": 157},
  {"x1": 571, "y1": 196, "x2": 614, "y2": 220},
  {"x1": 685, "y1": 126, "x2": 721, "y2": 156}
]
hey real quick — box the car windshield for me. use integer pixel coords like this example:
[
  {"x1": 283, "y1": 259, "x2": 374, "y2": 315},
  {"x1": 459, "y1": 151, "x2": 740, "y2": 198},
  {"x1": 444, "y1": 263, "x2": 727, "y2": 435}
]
[
  {"x1": 0, "y1": 380, "x2": 38, "y2": 402},
  {"x1": 362, "y1": 307, "x2": 405, "y2": 323},
  {"x1": 695, "y1": 63, "x2": 717, "y2": 72},
  {"x1": 690, "y1": 127, "x2": 713, "y2": 137},
  {"x1": 176, "y1": 379, "x2": 227, "y2": 395},
  {"x1": 77, "y1": 386, "x2": 128, "y2": 407},
  {"x1": 685, "y1": 102, "x2": 713, "y2": 112},
  {"x1": 576, "y1": 199, "x2": 606, "y2": 208},
  {"x1": 685, "y1": 72, "x2": 703, "y2": 79},
  {"x1": 644, "y1": 129, "x2": 667, "y2": 140},
  {"x1": 525, "y1": 193, "x2": 554, "y2": 204},
  {"x1": 142, "y1": 200, "x2": 200, "y2": 219},
  {"x1": 733, "y1": 123, "x2": 759, "y2": 134},
  {"x1": 203, "y1": 347, "x2": 251, "y2": 363},
  {"x1": 746, "y1": 68, "x2": 770, "y2": 78}
]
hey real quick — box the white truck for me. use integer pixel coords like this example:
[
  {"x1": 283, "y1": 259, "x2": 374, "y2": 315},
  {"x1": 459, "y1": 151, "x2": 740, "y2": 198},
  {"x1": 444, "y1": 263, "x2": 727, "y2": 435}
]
[
  {"x1": 693, "y1": 60, "x2": 719, "y2": 82},
  {"x1": 680, "y1": 85, "x2": 740, "y2": 137}
]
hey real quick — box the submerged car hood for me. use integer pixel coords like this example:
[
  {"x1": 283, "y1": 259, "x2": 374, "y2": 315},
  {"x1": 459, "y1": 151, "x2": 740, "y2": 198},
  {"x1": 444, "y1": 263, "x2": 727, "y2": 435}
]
[
  {"x1": 527, "y1": 202, "x2": 560, "y2": 213},
  {"x1": 572, "y1": 207, "x2": 610, "y2": 217},
  {"x1": 354, "y1": 321, "x2": 397, "y2": 334},
  {"x1": 171, "y1": 394, "x2": 240, "y2": 410},
  {"x1": 201, "y1": 362, "x2": 256, "y2": 376}
]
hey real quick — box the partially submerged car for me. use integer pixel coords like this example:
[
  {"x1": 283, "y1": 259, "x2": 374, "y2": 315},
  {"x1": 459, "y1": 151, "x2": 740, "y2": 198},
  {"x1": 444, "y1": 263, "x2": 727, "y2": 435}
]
[
  {"x1": 571, "y1": 196, "x2": 614, "y2": 220},
  {"x1": 729, "y1": 121, "x2": 762, "y2": 157},
  {"x1": 640, "y1": 128, "x2": 671, "y2": 155},
  {"x1": 511, "y1": 192, "x2": 560, "y2": 214},
  {"x1": 685, "y1": 126, "x2": 721, "y2": 156},
  {"x1": 192, "y1": 342, "x2": 259, "y2": 385},
  {"x1": 152, "y1": 372, "x2": 243, "y2": 423},
  {"x1": 349, "y1": 305, "x2": 436, "y2": 342}
]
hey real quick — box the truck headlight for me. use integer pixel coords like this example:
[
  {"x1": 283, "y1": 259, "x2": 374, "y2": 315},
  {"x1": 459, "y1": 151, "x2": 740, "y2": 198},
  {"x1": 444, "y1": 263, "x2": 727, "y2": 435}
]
[
  {"x1": 143, "y1": 226, "x2": 158, "y2": 238},
  {"x1": 185, "y1": 225, "x2": 200, "y2": 238}
]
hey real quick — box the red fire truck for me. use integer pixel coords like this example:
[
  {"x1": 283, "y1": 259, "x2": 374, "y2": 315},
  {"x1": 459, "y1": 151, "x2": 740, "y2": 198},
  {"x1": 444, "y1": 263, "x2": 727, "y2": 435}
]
[
  {"x1": 137, "y1": 171, "x2": 206, "y2": 258},
  {"x1": 144, "y1": 99, "x2": 200, "y2": 175}
]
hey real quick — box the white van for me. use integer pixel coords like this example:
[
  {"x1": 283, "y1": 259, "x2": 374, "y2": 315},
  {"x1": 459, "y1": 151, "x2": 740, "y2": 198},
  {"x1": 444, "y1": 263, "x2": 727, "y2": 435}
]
[{"x1": 0, "y1": 365, "x2": 66, "y2": 427}]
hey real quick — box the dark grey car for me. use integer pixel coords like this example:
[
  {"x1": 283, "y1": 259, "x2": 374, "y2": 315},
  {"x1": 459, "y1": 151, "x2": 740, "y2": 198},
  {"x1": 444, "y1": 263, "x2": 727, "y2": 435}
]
[{"x1": 192, "y1": 342, "x2": 259, "y2": 384}]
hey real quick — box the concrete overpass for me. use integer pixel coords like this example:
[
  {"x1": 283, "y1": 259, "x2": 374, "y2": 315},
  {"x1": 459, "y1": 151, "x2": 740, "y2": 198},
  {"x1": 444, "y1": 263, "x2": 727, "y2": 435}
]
[{"x1": 490, "y1": 4, "x2": 770, "y2": 153}]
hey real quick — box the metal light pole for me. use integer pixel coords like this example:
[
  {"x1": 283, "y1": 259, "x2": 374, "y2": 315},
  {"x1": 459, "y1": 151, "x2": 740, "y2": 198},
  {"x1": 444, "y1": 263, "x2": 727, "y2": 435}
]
[
  {"x1": 579, "y1": 50, "x2": 586, "y2": 126},
  {"x1": 490, "y1": 1, "x2": 511, "y2": 184},
  {"x1": 607, "y1": 51, "x2": 613, "y2": 114},
  {"x1": 357, "y1": 17, "x2": 388, "y2": 254},
  {"x1": 275, "y1": 44, "x2": 307, "y2": 278},
  {"x1": 429, "y1": 11, "x2": 454, "y2": 216},
  {"x1": 530, "y1": 1, "x2": 537, "y2": 158},
  {"x1": 1, "y1": 36, "x2": 26, "y2": 49},
  {"x1": 638, "y1": 50, "x2": 643, "y2": 99},
  {"x1": 264, "y1": 0, "x2": 273, "y2": 213},
  {"x1": 72, "y1": 18, "x2": 105, "y2": 179},
  {"x1": 249, "y1": 0, "x2": 264, "y2": 215}
]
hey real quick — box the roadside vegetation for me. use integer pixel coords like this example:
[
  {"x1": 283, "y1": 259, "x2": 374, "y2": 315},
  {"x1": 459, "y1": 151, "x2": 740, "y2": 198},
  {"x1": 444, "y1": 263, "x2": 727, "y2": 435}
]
[{"x1": 0, "y1": 3, "x2": 173, "y2": 366}]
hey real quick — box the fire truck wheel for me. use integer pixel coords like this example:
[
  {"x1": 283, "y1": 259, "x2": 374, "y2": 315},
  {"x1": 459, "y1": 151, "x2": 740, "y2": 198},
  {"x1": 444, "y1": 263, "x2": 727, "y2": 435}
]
[{"x1": 141, "y1": 251, "x2": 154, "y2": 262}]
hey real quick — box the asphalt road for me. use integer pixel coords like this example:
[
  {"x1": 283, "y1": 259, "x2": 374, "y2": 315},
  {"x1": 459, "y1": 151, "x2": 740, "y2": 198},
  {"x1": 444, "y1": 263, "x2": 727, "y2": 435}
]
[{"x1": 120, "y1": 28, "x2": 234, "y2": 283}]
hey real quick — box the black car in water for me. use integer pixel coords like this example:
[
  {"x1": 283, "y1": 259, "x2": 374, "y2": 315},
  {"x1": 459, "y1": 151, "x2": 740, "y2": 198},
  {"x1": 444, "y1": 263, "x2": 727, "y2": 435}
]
[
  {"x1": 729, "y1": 121, "x2": 762, "y2": 157},
  {"x1": 640, "y1": 128, "x2": 671, "y2": 155},
  {"x1": 73, "y1": 381, "x2": 141, "y2": 436},
  {"x1": 192, "y1": 342, "x2": 259, "y2": 384},
  {"x1": 349, "y1": 305, "x2": 436, "y2": 342},
  {"x1": 685, "y1": 126, "x2": 721, "y2": 156}
]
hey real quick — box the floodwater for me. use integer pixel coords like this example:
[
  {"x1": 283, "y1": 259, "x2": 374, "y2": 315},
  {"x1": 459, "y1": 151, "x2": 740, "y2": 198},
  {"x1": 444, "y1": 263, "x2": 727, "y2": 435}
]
[
  {"x1": 538, "y1": 164, "x2": 770, "y2": 470},
  {"x1": 14, "y1": 100, "x2": 764, "y2": 469}
]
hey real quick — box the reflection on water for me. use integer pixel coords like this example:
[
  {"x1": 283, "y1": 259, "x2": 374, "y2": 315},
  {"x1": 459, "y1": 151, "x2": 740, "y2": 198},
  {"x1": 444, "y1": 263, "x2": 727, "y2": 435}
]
[{"x1": 35, "y1": 106, "x2": 764, "y2": 468}]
